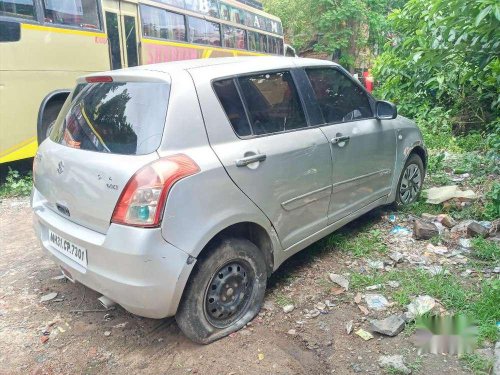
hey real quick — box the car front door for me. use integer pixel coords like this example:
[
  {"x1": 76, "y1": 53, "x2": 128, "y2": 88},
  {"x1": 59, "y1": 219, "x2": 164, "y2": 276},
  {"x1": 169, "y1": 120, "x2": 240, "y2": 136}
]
[
  {"x1": 304, "y1": 67, "x2": 397, "y2": 224},
  {"x1": 196, "y1": 70, "x2": 333, "y2": 250}
]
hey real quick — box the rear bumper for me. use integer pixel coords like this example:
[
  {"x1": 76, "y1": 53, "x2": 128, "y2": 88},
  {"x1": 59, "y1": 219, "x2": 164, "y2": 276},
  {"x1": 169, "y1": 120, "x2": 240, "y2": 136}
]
[{"x1": 32, "y1": 187, "x2": 195, "y2": 319}]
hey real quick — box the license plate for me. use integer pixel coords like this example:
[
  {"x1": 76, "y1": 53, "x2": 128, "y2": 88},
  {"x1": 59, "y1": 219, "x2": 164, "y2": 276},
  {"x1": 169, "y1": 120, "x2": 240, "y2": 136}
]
[{"x1": 49, "y1": 230, "x2": 87, "y2": 269}]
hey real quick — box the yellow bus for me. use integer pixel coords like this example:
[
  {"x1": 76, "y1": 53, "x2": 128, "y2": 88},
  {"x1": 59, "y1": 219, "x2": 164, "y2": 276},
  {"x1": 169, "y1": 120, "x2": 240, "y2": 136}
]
[{"x1": 0, "y1": 0, "x2": 285, "y2": 164}]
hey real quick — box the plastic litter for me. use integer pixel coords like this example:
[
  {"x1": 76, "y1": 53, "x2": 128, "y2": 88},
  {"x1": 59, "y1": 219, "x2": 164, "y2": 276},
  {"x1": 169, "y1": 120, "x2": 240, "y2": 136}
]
[
  {"x1": 365, "y1": 294, "x2": 390, "y2": 311},
  {"x1": 355, "y1": 329, "x2": 374, "y2": 341},
  {"x1": 390, "y1": 226, "x2": 412, "y2": 236},
  {"x1": 423, "y1": 185, "x2": 477, "y2": 204}
]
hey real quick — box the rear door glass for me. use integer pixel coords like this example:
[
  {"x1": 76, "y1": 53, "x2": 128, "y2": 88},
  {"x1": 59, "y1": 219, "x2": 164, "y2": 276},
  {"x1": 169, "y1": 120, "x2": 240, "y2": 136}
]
[{"x1": 51, "y1": 81, "x2": 170, "y2": 155}]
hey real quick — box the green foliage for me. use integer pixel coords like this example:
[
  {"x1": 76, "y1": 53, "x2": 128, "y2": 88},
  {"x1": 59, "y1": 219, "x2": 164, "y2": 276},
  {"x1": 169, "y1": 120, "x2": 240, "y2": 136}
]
[
  {"x1": 0, "y1": 168, "x2": 32, "y2": 197},
  {"x1": 262, "y1": 0, "x2": 405, "y2": 70},
  {"x1": 327, "y1": 228, "x2": 387, "y2": 257},
  {"x1": 460, "y1": 353, "x2": 493, "y2": 375},
  {"x1": 484, "y1": 182, "x2": 500, "y2": 220},
  {"x1": 471, "y1": 237, "x2": 500, "y2": 262},
  {"x1": 373, "y1": 0, "x2": 500, "y2": 151}
]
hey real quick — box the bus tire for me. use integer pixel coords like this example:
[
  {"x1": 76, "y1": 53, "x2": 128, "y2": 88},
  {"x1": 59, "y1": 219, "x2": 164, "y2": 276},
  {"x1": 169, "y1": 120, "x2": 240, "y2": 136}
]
[{"x1": 38, "y1": 100, "x2": 64, "y2": 145}]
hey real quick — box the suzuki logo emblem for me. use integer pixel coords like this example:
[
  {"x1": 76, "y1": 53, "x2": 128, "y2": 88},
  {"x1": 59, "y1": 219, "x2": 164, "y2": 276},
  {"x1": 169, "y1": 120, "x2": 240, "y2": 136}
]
[{"x1": 56, "y1": 161, "x2": 64, "y2": 175}]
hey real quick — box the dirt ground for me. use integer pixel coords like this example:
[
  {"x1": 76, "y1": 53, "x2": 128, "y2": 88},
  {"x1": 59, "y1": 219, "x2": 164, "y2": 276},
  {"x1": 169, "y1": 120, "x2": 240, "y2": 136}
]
[{"x1": 0, "y1": 197, "x2": 474, "y2": 375}]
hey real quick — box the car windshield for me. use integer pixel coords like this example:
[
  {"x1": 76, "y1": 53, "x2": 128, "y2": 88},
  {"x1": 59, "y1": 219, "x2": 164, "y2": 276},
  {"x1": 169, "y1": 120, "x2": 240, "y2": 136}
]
[{"x1": 50, "y1": 81, "x2": 170, "y2": 155}]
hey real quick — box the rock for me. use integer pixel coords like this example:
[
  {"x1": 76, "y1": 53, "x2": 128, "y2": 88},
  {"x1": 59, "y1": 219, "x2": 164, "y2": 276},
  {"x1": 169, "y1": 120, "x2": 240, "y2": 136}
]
[
  {"x1": 414, "y1": 219, "x2": 439, "y2": 240},
  {"x1": 365, "y1": 294, "x2": 390, "y2": 311},
  {"x1": 426, "y1": 243, "x2": 448, "y2": 255},
  {"x1": 104, "y1": 331, "x2": 111, "y2": 337},
  {"x1": 40, "y1": 292, "x2": 58, "y2": 303},
  {"x1": 287, "y1": 329, "x2": 297, "y2": 336},
  {"x1": 378, "y1": 355, "x2": 411, "y2": 374},
  {"x1": 437, "y1": 214, "x2": 456, "y2": 228},
  {"x1": 406, "y1": 295, "x2": 436, "y2": 319},
  {"x1": 494, "y1": 341, "x2": 500, "y2": 375},
  {"x1": 329, "y1": 273, "x2": 349, "y2": 290},
  {"x1": 367, "y1": 260, "x2": 384, "y2": 270},
  {"x1": 467, "y1": 222, "x2": 489, "y2": 238},
  {"x1": 366, "y1": 284, "x2": 382, "y2": 291},
  {"x1": 283, "y1": 304, "x2": 295, "y2": 314},
  {"x1": 459, "y1": 238, "x2": 473, "y2": 250},
  {"x1": 262, "y1": 301, "x2": 275, "y2": 311},
  {"x1": 387, "y1": 281, "x2": 400, "y2": 288},
  {"x1": 421, "y1": 213, "x2": 438, "y2": 221},
  {"x1": 389, "y1": 251, "x2": 404, "y2": 263},
  {"x1": 370, "y1": 315, "x2": 405, "y2": 336},
  {"x1": 346, "y1": 320, "x2": 353, "y2": 335},
  {"x1": 451, "y1": 220, "x2": 475, "y2": 234},
  {"x1": 315, "y1": 302, "x2": 327, "y2": 311},
  {"x1": 355, "y1": 329, "x2": 374, "y2": 341},
  {"x1": 304, "y1": 309, "x2": 320, "y2": 319}
]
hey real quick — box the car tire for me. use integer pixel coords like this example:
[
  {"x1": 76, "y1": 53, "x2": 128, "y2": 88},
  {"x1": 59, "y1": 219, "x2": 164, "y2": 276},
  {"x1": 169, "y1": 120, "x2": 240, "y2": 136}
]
[
  {"x1": 395, "y1": 153, "x2": 424, "y2": 206},
  {"x1": 176, "y1": 237, "x2": 267, "y2": 344}
]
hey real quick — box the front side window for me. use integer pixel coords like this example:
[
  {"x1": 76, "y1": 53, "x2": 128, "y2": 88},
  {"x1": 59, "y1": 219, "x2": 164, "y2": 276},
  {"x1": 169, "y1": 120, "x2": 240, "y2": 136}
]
[
  {"x1": 188, "y1": 16, "x2": 220, "y2": 46},
  {"x1": 222, "y1": 25, "x2": 246, "y2": 50},
  {"x1": 238, "y1": 71, "x2": 306, "y2": 135},
  {"x1": 43, "y1": 0, "x2": 100, "y2": 29},
  {"x1": 306, "y1": 68, "x2": 373, "y2": 124},
  {"x1": 141, "y1": 5, "x2": 186, "y2": 41},
  {"x1": 0, "y1": 0, "x2": 36, "y2": 20},
  {"x1": 51, "y1": 81, "x2": 170, "y2": 155}
]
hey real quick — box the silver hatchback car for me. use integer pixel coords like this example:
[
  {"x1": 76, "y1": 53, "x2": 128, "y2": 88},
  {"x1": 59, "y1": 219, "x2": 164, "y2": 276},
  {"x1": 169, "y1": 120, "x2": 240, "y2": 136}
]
[{"x1": 32, "y1": 57, "x2": 426, "y2": 343}]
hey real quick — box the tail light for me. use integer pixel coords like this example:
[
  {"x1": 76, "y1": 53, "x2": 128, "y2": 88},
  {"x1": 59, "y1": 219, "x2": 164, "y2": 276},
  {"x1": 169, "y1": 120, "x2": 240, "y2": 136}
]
[{"x1": 111, "y1": 154, "x2": 199, "y2": 227}]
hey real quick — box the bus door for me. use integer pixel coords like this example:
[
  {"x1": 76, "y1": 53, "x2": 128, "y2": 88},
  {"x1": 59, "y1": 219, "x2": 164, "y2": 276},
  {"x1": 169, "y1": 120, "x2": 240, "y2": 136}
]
[{"x1": 102, "y1": 0, "x2": 140, "y2": 69}]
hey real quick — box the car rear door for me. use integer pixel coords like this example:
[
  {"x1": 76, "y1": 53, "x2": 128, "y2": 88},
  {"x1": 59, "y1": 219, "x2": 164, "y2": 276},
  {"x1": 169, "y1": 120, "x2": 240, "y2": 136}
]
[
  {"x1": 191, "y1": 68, "x2": 333, "y2": 250},
  {"x1": 303, "y1": 67, "x2": 397, "y2": 224}
]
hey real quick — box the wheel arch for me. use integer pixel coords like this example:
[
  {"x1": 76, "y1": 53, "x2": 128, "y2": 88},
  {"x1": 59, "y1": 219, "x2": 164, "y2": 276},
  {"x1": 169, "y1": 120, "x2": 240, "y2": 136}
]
[
  {"x1": 196, "y1": 221, "x2": 275, "y2": 278},
  {"x1": 37, "y1": 90, "x2": 70, "y2": 144}
]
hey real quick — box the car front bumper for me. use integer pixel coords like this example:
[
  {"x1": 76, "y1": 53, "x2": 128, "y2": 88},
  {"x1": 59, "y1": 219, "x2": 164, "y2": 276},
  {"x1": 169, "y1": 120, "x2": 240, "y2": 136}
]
[{"x1": 32, "y1": 187, "x2": 195, "y2": 319}]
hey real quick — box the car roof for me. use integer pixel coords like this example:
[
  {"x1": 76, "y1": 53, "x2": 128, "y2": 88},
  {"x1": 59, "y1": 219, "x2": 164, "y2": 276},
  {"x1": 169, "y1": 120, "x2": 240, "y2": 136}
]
[{"x1": 85, "y1": 57, "x2": 338, "y2": 82}]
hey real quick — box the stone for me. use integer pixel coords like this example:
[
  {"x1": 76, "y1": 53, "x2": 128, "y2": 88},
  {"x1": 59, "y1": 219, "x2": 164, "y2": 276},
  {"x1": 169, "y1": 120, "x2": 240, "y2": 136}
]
[
  {"x1": 426, "y1": 243, "x2": 448, "y2": 255},
  {"x1": 387, "y1": 281, "x2": 400, "y2": 288},
  {"x1": 287, "y1": 329, "x2": 297, "y2": 336},
  {"x1": 459, "y1": 238, "x2": 473, "y2": 250},
  {"x1": 414, "y1": 219, "x2": 439, "y2": 240},
  {"x1": 355, "y1": 329, "x2": 374, "y2": 341},
  {"x1": 437, "y1": 214, "x2": 456, "y2": 228},
  {"x1": 365, "y1": 294, "x2": 390, "y2": 311},
  {"x1": 421, "y1": 213, "x2": 438, "y2": 221},
  {"x1": 283, "y1": 304, "x2": 294, "y2": 313},
  {"x1": 367, "y1": 260, "x2": 384, "y2": 270},
  {"x1": 370, "y1": 315, "x2": 405, "y2": 336},
  {"x1": 467, "y1": 222, "x2": 489, "y2": 238},
  {"x1": 346, "y1": 320, "x2": 353, "y2": 334},
  {"x1": 315, "y1": 302, "x2": 327, "y2": 311},
  {"x1": 40, "y1": 336, "x2": 49, "y2": 344},
  {"x1": 494, "y1": 341, "x2": 500, "y2": 375},
  {"x1": 304, "y1": 309, "x2": 320, "y2": 319},
  {"x1": 329, "y1": 273, "x2": 349, "y2": 290},
  {"x1": 378, "y1": 355, "x2": 411, "y2": 374},
  {"x1": 451, "y1": 220, "x2": 475, "y2": 234},
  {"x1": 366, "y1": 284, "x2": 382, "y2": 291},
  {"x1": 40, "y1": 292, "x2": 58, "y2": 303},
  {"x1": 389, "y1": 251, "x2": 404, "y2": 263},
  {"x1": 406, "y1": 295, "x2": 436, "y2": 319},
  {"x1": 104, "y1": 331, "x2": 111, "y2": 337}
]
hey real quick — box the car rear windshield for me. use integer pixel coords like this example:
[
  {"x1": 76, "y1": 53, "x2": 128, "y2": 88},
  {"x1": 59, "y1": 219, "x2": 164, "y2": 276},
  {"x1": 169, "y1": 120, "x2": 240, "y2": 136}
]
[{"x1": 51, "y1": 81, "x2": 169, "y2": 155}]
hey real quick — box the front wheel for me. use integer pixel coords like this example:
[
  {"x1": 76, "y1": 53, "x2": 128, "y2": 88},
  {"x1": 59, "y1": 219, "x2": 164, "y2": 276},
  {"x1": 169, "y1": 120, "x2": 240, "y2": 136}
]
[
  {"x1": 176, "y1": 238, "x2": 267, "y2": 344},
  {"x1": 395, "y1": 153, "x2": 424, "y2": 205}
]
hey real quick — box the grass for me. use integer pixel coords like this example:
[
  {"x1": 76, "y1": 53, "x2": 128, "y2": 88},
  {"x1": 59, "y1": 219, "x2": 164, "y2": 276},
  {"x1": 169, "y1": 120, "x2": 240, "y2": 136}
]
[
  {"x1": 350, "y1": 269, "x2": 500, "y2": 342},
  {"x1": 274, "y1": 292, "x2": 294, "y2": 307},
  {"x1": 327, "y1": 228, "x2": 387, "y2": 257},
  {"x1": 0, "y1": 168, "x2": 32, "y2": 198},
  {"x1": 460, "y1": 353, "x2": 494, "y2": 375},
  {"x1": 471, "y1": 237, "x2": 500, "y2": 262}
]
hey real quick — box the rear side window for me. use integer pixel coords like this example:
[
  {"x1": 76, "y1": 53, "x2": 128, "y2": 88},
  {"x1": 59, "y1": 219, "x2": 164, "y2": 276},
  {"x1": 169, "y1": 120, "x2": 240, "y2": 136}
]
[
  {"x1": 213, "y1": 79, "x2": 251, "y2": 137},
  {"x1": 43, "y1": 0, "x2": 101, "y2": 30},
  {"x1": 306, "y1": 68, "x2": 373, "y2": 124},
  {"x1": 239, "y1": 71, "x2": 306, "y2": 135},
  {"x1": 51, "y1": 81, "x2": 170, "y2": 155},
  {"x1": 0, "y1": 0, "x2": 36, "y2": 20}
]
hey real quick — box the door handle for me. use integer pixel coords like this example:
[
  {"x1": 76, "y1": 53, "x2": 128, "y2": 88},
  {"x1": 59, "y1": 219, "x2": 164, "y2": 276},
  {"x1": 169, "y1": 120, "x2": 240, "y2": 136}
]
[
  {"x1": 236, "y1": 154, "x2": 267, "y2": 167},
  {"x1": 331, "y1": 135, "x2": 350, "y2": 144}
]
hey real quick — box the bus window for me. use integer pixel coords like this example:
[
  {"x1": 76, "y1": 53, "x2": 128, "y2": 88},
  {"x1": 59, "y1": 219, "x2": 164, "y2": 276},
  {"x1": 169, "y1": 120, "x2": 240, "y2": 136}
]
[
  {"x1": 42, "y1": 0, "x2": 100, "y2": 30},
  {"x1": 222, "y1": 25, "x2": 246, "y2": 50},
  {"x1": 0, "y1": 0, "x2": 36, "y2": 20},
  {"x1": 187, "y1": 16, "x2": 220, "y2": 46},
  {"x1": 140, "y1": 5, "x2": 186, "y2": 42},
  {"x1": 105, "y1": 12, "x2": 121, "y2": 70},
  {"x1": 258, "y1": 33, "x2": 267, "y2": 53},
  {"x1": 124, "y1": 15, "x2": 138, "y2": 67},
  {"x1": 185, "y1": 0, "x2": 219, "y2": 18}
]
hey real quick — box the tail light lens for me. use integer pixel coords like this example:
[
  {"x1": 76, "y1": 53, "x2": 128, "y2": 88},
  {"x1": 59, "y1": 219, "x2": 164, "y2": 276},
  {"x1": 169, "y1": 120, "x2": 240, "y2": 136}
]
[{"x1": 111, "y1": 154, "x2": 199, "y2": 227}]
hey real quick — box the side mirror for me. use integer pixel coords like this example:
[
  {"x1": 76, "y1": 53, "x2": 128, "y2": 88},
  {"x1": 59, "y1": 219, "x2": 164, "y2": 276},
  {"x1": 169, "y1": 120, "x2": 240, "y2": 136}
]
[
  {"x1": 0, "y1": 20, "x2": 21, "y2": 43},
  {"x1": 375, "y1": 100, "x2": 397, "y2": 120}
]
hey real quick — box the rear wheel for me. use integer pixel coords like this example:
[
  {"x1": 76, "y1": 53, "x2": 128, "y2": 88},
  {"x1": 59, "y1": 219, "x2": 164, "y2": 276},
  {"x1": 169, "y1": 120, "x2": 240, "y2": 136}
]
[
  {"x1": 395, "y1": 153, "x2": 424, "y2": 205},
  {"x1": 38, "y1": 100, "x2": 64, "y2": 144},
  {"x1": 176, "y1": 238, "x2": 267, "y2": 344}
]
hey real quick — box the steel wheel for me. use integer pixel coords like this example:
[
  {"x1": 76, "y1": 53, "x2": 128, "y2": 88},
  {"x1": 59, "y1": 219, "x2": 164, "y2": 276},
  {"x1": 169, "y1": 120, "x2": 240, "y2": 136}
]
[
  {"x1": 399, "y1": 163, "x2": 422, "y2": 204},
  {"x1": 204, "y1": 260, "x2": 254, "y2": 329}
]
